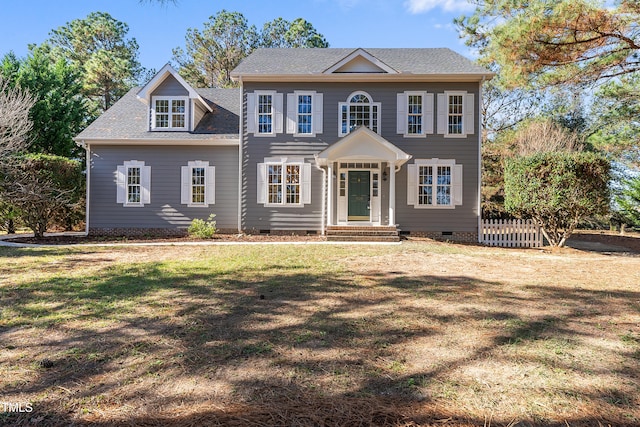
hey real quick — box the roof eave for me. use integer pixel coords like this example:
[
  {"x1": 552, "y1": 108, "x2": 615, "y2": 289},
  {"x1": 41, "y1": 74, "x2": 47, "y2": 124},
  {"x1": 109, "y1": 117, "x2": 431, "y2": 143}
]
[
  {"x1": 231, "y1": 72, "x2": 495, "y2": 83},
  {"x1": 73, "y1": 136, "x2": 240, "y2": 146}
]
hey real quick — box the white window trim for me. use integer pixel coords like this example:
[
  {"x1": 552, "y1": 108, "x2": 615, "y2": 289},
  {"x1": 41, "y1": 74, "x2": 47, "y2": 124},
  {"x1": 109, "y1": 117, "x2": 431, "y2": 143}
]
[
  {"x1": 398, "y1": 91, "x2": 434, "y2": 138},
  {"x1": 116, "y1": 160, "x2": 151, "y2": 207},
  {"x1": 248, "y1": 90, "x2": 283, "y2": 137},
  {"x1": 151, "y1": 96, "x2": 189, "y2": 131},
  {"x1": 338, "y1": 91, "x2": 381, "y2": 137},
  {"x1": 407, "y1": 158, "x2": 462, "y2": 209},
  {"x1": 438, "y1": 91, "x2": 474, "y2": 138},
  {"x1": 181, "y1": 160, "x2": 215, "y2": 208},
  {"x1": 286, "y1": 91, "x2": 323, "y2": 137},
  {"x1": 257, "y1": 157, "x2": 311, "y2": 207}
]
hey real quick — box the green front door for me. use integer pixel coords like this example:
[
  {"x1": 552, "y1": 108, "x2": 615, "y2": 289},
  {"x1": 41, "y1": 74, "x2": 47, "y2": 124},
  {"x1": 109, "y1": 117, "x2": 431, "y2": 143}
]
[{"x1": 348, "y1": 171, "x2": 370, "y2": 221}]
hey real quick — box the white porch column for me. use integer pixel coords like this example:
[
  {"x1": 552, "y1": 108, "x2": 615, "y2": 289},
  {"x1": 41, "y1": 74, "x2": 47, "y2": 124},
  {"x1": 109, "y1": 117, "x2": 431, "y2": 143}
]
[
  {"x1": 327, "y1": 163, "x2": 333, "y2": 226},
  {"x1": 389, "y1": 162, "x2": 396, "y2": 226}
]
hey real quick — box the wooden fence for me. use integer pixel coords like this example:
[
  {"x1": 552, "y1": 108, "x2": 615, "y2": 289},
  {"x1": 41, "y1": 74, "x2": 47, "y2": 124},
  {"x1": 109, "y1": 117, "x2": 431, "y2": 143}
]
[{"x1": 481, "y1": 219, "x2": 543, "y2": 248}]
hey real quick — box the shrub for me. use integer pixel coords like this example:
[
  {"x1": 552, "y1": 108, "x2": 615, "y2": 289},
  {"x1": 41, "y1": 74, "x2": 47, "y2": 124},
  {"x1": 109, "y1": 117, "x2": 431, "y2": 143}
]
[
  {"x1": 188, "y1": 214, "x2": 217, "y2": 239},
  {"x1": 504, "y1": 151, "x2": 610, "y2": 247},
  {"x1": 0, "y1": 153, "x2": 83, "y2": 238}
]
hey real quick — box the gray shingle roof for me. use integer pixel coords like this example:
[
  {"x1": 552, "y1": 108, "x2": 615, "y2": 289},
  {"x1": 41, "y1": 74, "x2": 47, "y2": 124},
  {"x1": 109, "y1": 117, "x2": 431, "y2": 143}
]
[
  {"x1": 231, "y1": 48, "x2": 491, "y2": 76},
  {"x1": 75, "y1": 87, "x2": 240, "y2": 141}
]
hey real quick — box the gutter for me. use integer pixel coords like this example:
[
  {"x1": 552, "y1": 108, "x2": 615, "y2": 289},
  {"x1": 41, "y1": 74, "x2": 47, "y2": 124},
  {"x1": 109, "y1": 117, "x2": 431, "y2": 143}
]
[{"x1": 314, "y1": 162, "x2": 326, "y2": 236}]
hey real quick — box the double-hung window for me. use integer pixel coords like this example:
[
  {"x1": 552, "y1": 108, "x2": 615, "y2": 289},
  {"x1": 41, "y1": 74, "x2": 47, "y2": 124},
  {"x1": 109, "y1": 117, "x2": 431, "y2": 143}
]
[
  {"x1": 397, "y1": 91, "x2": 434, "y2": 137},
  {"x1": 286, "y1": 91, "x2": 323, "y2": 136},
  {"x1": 152, "y1": 96, "x2": 188, "y2": 130},
  {"x1": 127, "y1": 167, "x2": 142, "y2": 204},
  {"x1": 257, "y1": 158, "x2": 311, "y2": 207},
  {"x1": 297, "y1": 95, "x2": 312, "y2": 134},
  {"x1": 447, "y1": 94, "x2": 464, "y2": 135},
  {"x1": 437, "y1": 91, "x2": 475, "y2": 137},
  {"x1": 339, "y1": 91, "x2": 380, "y2": 137},
  {"x1": 258, "y1": 94, "x2": 273, "y2": 134},
  {"x1": 247, "y1": 91, "x2": 283, "y2": 136},
  {"x1": 116, "y1": 160, "x2": 151, "y2": 207},
  {"x1": 267, "y1": 163, "x2": 300, "y2": 204},
  {"x1": 181, "y1": 161, "x2": 215, "y2": 207},
  {"x1": 407, "y1": 159, "x2": 462, "y2": 208},
  {"x1": 408, "y1": 94, "x2": 423, "y2": 135}
]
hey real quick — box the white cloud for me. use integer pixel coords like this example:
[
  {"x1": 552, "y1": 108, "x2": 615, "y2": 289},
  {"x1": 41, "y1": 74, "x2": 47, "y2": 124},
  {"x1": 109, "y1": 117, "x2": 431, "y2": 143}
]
[
  {"x1": 434, "y1": 23, "x2": 455, "y2": 30},
  {"x1": 404, "y1": 0, "x2": 475, "y2": 14},
  {"x1": 337, "y1": 0, "x2": 362, "y2": 10}
]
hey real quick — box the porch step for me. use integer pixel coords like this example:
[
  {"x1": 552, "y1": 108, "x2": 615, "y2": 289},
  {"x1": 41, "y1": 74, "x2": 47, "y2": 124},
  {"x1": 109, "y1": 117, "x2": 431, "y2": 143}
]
[{"x1": 325, "y1": 226, "x2": 400, "y2": 242}]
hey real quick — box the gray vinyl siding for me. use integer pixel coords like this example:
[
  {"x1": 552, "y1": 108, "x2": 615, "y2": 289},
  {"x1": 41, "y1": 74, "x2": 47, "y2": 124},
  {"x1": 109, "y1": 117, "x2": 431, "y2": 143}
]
[
  {"x1": 193, "y1": 102, "x2": 207, "y2": 132},
  {"x1": 89, "y1": 145, "x2": 239, "y2": 231},
  {"x1": 154, "y1": 75, "x2": 189, "y2": 96},
  {"x1": 242, "y1": 81, "x2": 480, "y2": 232}
]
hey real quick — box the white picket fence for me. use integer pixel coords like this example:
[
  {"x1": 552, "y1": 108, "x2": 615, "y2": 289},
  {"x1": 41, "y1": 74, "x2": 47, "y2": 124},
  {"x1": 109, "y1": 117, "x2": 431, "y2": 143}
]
[{"x1": 481, "y1": 219, "x2": 543, "y2": 248}]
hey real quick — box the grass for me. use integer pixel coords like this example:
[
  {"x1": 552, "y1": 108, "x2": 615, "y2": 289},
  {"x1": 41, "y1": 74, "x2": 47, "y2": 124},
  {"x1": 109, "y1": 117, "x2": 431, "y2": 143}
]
[{"x1": 0, "y1": 242, "x2": 639, "y2": 426}]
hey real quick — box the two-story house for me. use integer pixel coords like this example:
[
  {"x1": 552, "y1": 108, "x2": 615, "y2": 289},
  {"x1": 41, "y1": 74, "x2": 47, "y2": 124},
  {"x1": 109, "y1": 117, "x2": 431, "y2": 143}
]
[{"x1": 75, "y1": 48, "x2": 492, "y2": 241}]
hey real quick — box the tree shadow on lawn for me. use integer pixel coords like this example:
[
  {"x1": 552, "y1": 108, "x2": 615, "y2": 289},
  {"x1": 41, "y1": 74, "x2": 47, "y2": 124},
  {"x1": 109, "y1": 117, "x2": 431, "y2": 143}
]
[{"x1": 2, "y1": 259, "x2": 639, "y2": 426}]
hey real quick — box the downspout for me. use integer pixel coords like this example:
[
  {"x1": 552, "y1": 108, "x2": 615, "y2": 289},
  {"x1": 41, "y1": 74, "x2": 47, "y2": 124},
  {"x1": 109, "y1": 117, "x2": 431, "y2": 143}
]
[
  {"x1": 237, "y1": 76, "x2": 244, "y2": 233},
  {"x1": 478, "y1": 76, "x2": 485, "y2": 243},
  {"x1": 314, "y1": 161, "x2": 326, "y2": 235}
]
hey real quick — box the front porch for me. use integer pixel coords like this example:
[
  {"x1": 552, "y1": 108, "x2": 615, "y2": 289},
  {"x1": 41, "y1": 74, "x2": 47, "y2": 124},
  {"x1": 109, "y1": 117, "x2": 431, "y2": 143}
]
[{"x1": 314, "y1": 127, "x2": 411, "y2": 237}]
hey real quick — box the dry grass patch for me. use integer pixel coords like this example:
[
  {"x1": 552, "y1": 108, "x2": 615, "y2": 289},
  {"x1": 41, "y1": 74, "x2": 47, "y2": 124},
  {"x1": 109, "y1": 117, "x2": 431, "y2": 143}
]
[{"x1": 0, "y1": 242, "x2": 639, "y2": 426}]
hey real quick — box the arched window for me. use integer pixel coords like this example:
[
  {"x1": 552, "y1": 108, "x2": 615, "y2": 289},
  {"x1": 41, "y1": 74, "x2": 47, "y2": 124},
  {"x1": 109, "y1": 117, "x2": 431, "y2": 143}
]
[{"x1": 338, "y1": 91, "x2": 381, "y2": 136}]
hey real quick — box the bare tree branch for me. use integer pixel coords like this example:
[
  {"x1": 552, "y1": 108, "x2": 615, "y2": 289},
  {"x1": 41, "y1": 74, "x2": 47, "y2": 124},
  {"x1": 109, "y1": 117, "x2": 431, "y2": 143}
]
[{"x1": 0, "y1": 77, "x2": 35, "y2": 159}]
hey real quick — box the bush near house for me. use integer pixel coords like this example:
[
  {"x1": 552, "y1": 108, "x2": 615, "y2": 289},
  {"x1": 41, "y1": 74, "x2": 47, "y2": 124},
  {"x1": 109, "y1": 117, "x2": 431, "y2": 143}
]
[
  {"x1": 504, "y1": 151, "x2": 610, "y2": 247},
  {"x1": 187, "y1": 214, "x2": 217, "y2": 238},
  {"x1": 0, "y1": 153, "x2": 83, "y2": 237}
]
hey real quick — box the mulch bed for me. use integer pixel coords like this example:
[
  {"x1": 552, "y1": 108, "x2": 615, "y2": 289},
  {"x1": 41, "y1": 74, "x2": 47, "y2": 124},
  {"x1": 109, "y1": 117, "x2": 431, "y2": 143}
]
[
  {"x1": 5, "y1": 233, "x2": 324, "y2": 245},
  {"x1": 4, "y1": 230, "x2": 640, "y2": 253}
]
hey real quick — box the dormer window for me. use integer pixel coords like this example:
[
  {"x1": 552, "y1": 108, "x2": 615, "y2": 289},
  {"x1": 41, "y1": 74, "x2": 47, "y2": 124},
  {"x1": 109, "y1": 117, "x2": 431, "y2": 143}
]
[
  {"x1": 151, "y1": 96, "x2": 189, "y2": 130},
  {"x1": 338, "y1": 91, "x2": 380, "y2": 137}
]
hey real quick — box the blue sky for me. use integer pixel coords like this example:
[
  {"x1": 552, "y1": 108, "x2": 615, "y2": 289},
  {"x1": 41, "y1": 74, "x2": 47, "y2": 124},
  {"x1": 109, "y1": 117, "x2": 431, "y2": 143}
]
[{"x1": 0, "y1": 0, "x2": 476, "y2": 72}]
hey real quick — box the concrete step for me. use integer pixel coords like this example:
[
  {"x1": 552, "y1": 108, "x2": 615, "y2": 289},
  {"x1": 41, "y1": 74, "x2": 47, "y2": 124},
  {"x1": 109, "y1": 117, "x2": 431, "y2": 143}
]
[
  {"x1": 325, "y1": 234, "x2": 400, "y2": 242},
  {"x1": 325, "y1": 226, "x2": 400, "y2": 242}
]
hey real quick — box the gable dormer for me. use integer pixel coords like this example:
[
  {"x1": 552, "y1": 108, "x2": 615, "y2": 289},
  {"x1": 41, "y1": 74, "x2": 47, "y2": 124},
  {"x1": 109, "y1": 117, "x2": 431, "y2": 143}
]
[
  {"x1": 323, "y1": 48, "x2": 398, "y2": 74},
  {"x1": 137, "y1": 63, "x2": 212, "y2": 132}
]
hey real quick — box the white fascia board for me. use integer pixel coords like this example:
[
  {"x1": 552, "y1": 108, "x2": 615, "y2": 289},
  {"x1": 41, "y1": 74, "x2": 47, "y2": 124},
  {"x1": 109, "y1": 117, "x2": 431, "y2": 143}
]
[{"x1": 137, "y1": 63, "x2": 213, "y2": 112}]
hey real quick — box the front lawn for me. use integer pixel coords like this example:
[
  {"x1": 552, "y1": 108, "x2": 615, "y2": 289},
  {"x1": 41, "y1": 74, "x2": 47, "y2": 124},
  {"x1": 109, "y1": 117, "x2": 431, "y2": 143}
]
[{"x1": 1, "y1": 242, "x2": 639, "y2": 426}]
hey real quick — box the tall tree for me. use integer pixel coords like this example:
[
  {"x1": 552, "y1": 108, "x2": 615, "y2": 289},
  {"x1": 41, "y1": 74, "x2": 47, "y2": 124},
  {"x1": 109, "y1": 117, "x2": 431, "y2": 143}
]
[
  {"x1": 0, "y1": 47, "x2": 88, "y2": 158},
  {"x1": 46, "y1": 11, "x2": 143, "y2": 111},
  {"x1": 456, "y1": 0, "x2": 640, "y2": 88},
  {"x1": 616, "y1": 176, "x2": 640, "y2": 228},
  {"x1": 173, "y1": 10, "x2": 259, "y2": 88},
  {"x1": 261, "y1": 18, "x2": 329, "y2": 48},
  {"x1": 590, "y1": 75, "x2": 640, "y2": 165},
  {"x1": 173, "y1": 11, "x2": 329, "y2": 88},
  {"x1": 260, "y1": 18, "x2": 291, "y2": 48}
]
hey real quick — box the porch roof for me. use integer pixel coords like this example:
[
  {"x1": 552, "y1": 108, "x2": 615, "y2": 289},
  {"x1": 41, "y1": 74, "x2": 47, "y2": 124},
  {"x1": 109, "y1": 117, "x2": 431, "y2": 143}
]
[{"x1": 314, "y1": 126, "x2": 412, "y2": 167}]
